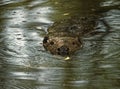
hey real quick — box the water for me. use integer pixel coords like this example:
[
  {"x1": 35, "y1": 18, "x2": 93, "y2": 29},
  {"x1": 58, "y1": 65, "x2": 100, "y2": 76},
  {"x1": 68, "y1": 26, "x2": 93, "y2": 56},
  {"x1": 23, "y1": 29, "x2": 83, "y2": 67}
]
[{"x1": 0, "y1": 0, "x2": 120, "y2": 89}]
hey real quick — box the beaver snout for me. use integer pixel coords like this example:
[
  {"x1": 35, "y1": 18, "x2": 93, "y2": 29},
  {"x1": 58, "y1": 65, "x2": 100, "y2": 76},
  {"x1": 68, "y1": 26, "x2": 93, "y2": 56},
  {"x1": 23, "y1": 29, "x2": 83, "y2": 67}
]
[{"x1": 57, "y1": 46, "x2": 69, "y2": 56}]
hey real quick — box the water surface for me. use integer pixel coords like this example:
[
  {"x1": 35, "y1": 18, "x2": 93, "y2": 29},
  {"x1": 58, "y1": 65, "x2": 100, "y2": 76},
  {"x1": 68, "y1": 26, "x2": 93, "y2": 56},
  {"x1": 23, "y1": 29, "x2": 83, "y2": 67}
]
[{"x1": 0, "y1": 0, "x2": 120, "y2": 89}]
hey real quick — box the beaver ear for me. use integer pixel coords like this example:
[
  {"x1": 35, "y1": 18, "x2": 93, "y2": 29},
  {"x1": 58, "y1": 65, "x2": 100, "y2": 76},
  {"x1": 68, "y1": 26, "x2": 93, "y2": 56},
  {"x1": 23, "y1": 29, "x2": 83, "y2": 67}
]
[{"x1": 43, "y1": 36, "x2": 49, "y2": 43}]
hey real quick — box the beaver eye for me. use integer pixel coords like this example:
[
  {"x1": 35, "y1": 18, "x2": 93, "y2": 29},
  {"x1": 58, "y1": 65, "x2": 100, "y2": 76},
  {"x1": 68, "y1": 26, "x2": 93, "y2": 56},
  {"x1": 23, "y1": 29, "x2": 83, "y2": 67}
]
[
  {"x1": 72, "y1": 42, "x2": 75, "y2": 45},
  {"x1": 50, "y1": 41, "x2": 54, "y2": 45},
  {"x1": 43, "y1": 36, "x2": 49, "y2": 43}
]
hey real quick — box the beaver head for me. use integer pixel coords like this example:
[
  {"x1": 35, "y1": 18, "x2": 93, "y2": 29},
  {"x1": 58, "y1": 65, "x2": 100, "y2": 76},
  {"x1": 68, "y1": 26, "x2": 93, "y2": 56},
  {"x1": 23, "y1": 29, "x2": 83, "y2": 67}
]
[{"x1": 43, "y1": 36, "x2": 82, "y2": 56}]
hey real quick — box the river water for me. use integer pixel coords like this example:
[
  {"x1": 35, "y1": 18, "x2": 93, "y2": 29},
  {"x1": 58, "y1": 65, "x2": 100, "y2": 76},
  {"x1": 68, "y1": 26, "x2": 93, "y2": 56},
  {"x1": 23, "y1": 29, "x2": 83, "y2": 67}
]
[{"x1": 0, "y1": 0, "x2": 120, "y2": 89}]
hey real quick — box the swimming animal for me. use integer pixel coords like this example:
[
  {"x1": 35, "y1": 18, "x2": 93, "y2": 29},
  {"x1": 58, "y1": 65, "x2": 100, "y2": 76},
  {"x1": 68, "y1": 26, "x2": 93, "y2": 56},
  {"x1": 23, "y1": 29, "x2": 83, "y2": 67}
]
[{"x1": 43, "y1": 15, "x2": 104, "y2": 56}]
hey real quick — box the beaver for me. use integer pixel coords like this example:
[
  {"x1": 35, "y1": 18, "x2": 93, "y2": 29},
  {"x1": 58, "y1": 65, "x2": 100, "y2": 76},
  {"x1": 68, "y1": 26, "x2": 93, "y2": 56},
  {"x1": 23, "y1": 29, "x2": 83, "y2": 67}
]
[{"x1": 43, "y1": 16, "x2": 102, "y2": 56}]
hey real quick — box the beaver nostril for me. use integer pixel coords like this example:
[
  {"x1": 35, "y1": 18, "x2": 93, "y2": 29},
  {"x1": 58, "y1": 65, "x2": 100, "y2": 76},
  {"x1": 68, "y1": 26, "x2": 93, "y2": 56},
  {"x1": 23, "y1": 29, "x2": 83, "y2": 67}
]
[
  {"x1": 66, "y1": 47, "x2": 69, "y2": 51},
  {"x1": 57, "y1": 48, "x2": 60, "y2": 51},
  {"x1": 58, "y1": 46, "x2": 69, "y2": 51},
  {"x1": 57, "y1": 46, "x2": 69, "y2": 56}
]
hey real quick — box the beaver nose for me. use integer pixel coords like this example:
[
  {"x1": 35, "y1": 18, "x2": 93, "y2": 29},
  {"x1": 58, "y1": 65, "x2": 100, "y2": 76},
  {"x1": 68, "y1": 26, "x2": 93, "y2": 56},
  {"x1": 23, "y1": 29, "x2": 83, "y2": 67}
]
[{"x1": 57, "y1": 46, "x2": 69, "y2": 56}]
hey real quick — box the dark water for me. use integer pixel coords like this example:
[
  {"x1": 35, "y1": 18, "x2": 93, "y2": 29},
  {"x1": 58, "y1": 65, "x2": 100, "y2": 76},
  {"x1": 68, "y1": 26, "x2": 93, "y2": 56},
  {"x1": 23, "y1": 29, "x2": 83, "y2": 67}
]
[{"x1": 0, "y1": 0, "x2": 120, "y2": 89}]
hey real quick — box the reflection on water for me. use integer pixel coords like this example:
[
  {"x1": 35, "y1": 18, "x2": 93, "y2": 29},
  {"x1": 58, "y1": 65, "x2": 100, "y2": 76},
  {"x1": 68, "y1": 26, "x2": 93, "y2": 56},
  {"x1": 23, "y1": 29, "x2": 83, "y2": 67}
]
[{"x1": 0, "y1": 0, "x2": 120, "y2": 89}]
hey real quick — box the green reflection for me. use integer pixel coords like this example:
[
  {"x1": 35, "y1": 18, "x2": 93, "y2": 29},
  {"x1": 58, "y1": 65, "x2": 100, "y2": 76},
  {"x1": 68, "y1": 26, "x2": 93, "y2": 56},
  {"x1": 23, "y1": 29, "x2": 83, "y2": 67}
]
[{"x1": 0, "y1": 0, "x2": 120, "y2": 89}]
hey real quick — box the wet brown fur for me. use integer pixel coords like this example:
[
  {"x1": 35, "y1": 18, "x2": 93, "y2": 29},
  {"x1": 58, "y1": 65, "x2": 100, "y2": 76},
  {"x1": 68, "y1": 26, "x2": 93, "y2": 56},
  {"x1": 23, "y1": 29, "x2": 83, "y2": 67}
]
[{"x1": 43, "y1": 16, "x2": 98, "y2": 56}]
